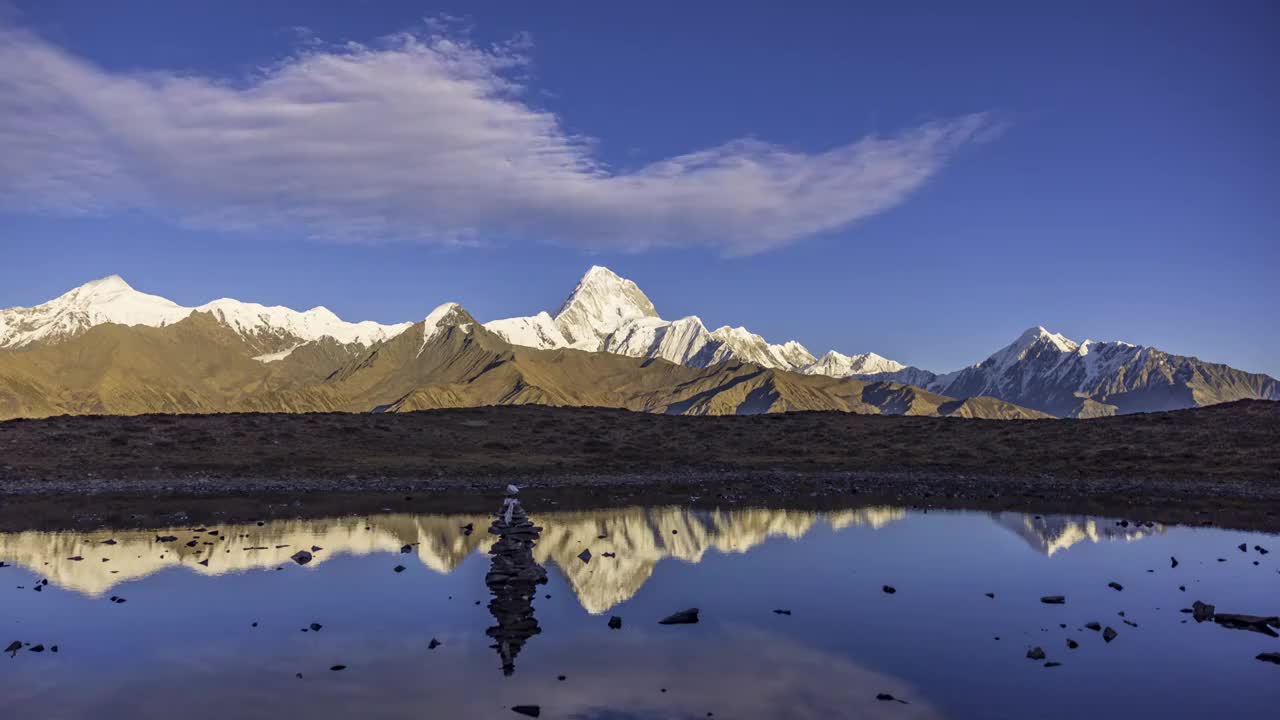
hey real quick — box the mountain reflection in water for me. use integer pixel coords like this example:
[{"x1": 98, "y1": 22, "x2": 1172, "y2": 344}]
[
  {"x1": 0, "y1": 505, "x2": 1163, "y2": 613},
  {"x1": 5, "y1": 503, "x2": 1275, "y2": 720}
]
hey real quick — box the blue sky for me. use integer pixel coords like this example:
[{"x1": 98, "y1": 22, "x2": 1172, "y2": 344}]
[{"x1": 1, "y1": 1, "x2": 1276, "y2": 375}]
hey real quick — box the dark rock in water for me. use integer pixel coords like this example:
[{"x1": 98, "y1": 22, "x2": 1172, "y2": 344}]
[
  {"x1": 310, "y1": 623, "x2": 322, "y2": 632},
  {"x1": 1040, "y1": 596, "x2": 1065, "y2": 604},
  {"x1": 5, "y1": 640, "x2": 22, "y2": 657},
  {"x1": 984, "y1": 592, "x2": 995, "y2": 599},
  {"x1": 29, "y1": 644, "x2": 44, "y2": 652},
  {"x1": 511, "y1": 706, "x2": 541, "y2": 718},
  {"x1": 1103, "y1": 627, "x2": 1118, "y2": 643},
  {"x1": 773, "y1": 609, "x2": 792, "y2": 615},
  {"x1": 876, "y1": 693, "x2": 908, "y2": 704},
  {"x1": 1026, "y1": 647, "x2": 1046, "y2": 660},
  {"x1": 1257, "y1": 652, "x2": 1280, "y2": 665},
  {"x1": 1256, "y1": 545, "x2": 1270, "y2": 555},
  {"x1": 290, "y1": 550, "x2": 313, "y2": 565},
  {"x1": 1179, "y1": 586, "x2": 1186, "y2": 592},
  {"x1": 608, "y1": 616, "x2": 622, "y2": 630},
  {"x1": 1170, "y1": 556, "x2": 1179, "y2": 568},
  {"x1": 883, "y1": 585, "x2": 897, "y2": 594},
  {"x1": 33, "y1": 584, "x2": 42, "y2": 592},
  {"x1": 659, "y1": 608, "x2": 700, "y2": 625},
  {"x1": 1192, "y1": 601, "x2": 1215, "y2": 623},
  {"x1": 1107, "y1": 582, "x2": 1123, "y2": 592},
  {"x1": 329, "y1": 665, "x2": 346, "y2": 671},
  {"x1": 428, "y1": 638, "x2": 441, "y2": 649},
  {"x1": 198, "y1": 559, "x2": 209, "y2": 567},
  {"x1": 295, "y1": 673, "x2": 303, "y2": 679},
  {"x1": 1123, "y1": 620, "x2": 1139, "y2": 628},
  {"x1": 114, "y1": 598, "x2": 126, "y2": 604},
  {"x1": 1067, "y1": 638, "x2": 1079, "y2": 649},
  {"x1": 1086, "y1": 622, "x2": 1102, "y2": 632},
  {"x1": 558, "y1": 675, "x2": 566, "y2": 681},
  {"x1": 393, "y1": 565, "x2": 406, "y2": 573},
  {"x1": 310, "y1": 546, "x2": 322, "y2": 552},
  {"x1": 400, "y1": 545, "x2": 412, "y2": 554},
  {"x1": 578, "y1": 549, "x2": 592, "y2": 564},
  {"x1": 1238, "y1": 543, "x2": 1248, "y2": 552},
  {"x1": 251, "y1": 622, "x2": 258, "y2": 627},
  {"x1": 50, "y1": 645, "x2": 57, "y2": 653},
  {"x1": 1213, "y1": 613, "x2": 1280, "y2": 637},
  {"x1": 1044, "y1": 661, "x2": 1061, "y2": 667}
]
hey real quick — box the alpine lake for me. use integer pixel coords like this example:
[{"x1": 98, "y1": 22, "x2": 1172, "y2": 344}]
[{"x1": 2, "y1": 501, "x2": 1278, "y2": 719}]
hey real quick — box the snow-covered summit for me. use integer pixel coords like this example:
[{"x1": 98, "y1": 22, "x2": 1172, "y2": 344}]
[
  {"x1": 801, "y1": 350, "x2": 907, "y2": 377},
  {"x1": 0, "y1": 275, "x2": 190, "y2": 348},
  {"x1": 197, "y1": 298, "x2": 410, "y2": 347},
  {"x1": 552, "y1": 265, "x2": 660, "y2": 349},
  {"x1": 0, "y1": 275, "x2": 411, "y2": 349},
  {"x1": 484, "y1": 311, "x2": 568, "y2": 350}
]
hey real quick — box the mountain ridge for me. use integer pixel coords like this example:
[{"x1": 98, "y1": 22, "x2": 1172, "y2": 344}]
[{"x1": 2, "y1": 267, "x2": 1275, "y2": 418}]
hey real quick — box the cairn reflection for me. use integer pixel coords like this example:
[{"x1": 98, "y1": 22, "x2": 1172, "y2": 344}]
[{"x1": 485, "y1": 486, "x2": 548, "y2": 676}]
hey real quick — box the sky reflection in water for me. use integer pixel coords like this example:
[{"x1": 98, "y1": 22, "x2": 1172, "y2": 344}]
[{"x1": 1, "y1": 506, "x2": 1277, "y2": 719}]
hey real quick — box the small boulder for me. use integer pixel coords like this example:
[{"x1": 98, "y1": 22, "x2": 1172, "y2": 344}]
[
  {"x1": 1040, "y1": 596, "x2": 1065, "y2": 604},
  {"x1": 428, "y1": 638, "x2": 441, "y2": 649},
  {"x1": 608, "y1": 616, "x2": 622, "y2": 630},
  {"x1": 1107, "y1": 582, "x2": 1123, "y2": 592},
  {"x1": 578, "y1": 549, "x2": 592, "y2": 564},
  {"x1": 511, "y1": 707, "x2": 541, "y2": 718},
  {"x1": 1103, "y1": 627, "x2": 1118, "y2": 643},
  {"x1": 1257, "y1": 652, "x2": 1280, "y2": 665},
  {"x1": 290, "y1": 550, "x2": 313, "y2": 565},
  {"x1": 658, "y1": 608, "x2": 700, "y2": 625},
  {"x1": 882, "y1": 585, "x2": 897, "y2": 594},
  {"x1": 1026, "y1": 647, "x2": 1046, "y2": 661},
  {"x1": 1192, "y1": 601, "x2": 1215, "y2": 622}
]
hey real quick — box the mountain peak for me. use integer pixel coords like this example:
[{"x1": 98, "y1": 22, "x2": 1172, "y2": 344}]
[
  {"x1": 1014, "y1": 326, "x2": 1078, "y2": 353},
  {"x1": 79, "y1": 274, "x2": 134, "y2": 293},
  {"x1": 554, "y1": 267, "x2": 659, "y2": 348}
]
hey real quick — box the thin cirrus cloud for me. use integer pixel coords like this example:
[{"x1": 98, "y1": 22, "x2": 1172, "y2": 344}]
[{"x1": 0, "y1": 23, "x2": 995, "y2": 255}]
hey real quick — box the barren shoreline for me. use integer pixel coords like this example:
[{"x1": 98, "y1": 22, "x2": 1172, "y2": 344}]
[{"x1": 1, "y1": 401, "x2": 1277, "y2": 532}]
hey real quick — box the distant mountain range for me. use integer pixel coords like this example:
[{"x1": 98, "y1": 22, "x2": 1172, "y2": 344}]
[{"x1": 0, "y1": 267, "x2": 1274, "y2": 420}]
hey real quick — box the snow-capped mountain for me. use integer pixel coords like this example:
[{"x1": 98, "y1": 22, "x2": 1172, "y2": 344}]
[
  {"x1": 4, "y1": 268, "x2": 1275, "y2": 418},
  {"x1": 844, "y1": 326, "x2": 1279, "y2": 417},
  {"x1": 485, "y1": 266, "x2": 840, "y2": 373},
  {"x1": 0, "y1": 275, "x2": 191, "y2": 348},
  {"x1": 0, "y1": 275, "x2": 411, "y2": 352}
]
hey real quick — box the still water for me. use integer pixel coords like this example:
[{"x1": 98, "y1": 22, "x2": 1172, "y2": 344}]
[{"x1": 1, "y1": 505, "x2": 1277, "y2": 719}]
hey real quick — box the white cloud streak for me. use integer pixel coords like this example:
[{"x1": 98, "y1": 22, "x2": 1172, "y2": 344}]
[{"x1": 0, "y1": 23, "x2": 994, "y2": 255}]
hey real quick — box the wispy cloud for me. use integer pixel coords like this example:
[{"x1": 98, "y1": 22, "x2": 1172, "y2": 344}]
[{"x1": 0, "y1": 22, "x2": 994, "y2": 255}]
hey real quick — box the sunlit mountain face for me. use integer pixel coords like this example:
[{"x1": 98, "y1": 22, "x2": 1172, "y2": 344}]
[{"x1": 0, "y1": 506, "x2": 906, "y2": 613}]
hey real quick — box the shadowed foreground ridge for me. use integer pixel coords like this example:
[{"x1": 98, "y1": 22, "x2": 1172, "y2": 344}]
[{"x1": 1, "y1": 400, "x2": 1276, "y2": 484}]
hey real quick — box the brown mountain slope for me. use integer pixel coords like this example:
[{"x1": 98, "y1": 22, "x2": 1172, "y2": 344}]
[{"x1": 0, "y1": 306, "x2": 1047, "y2": 420}]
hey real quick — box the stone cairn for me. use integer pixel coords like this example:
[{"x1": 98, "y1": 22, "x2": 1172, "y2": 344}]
[{"x1": 485, "y1": 485, "x2": 548, "y2": 676}]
